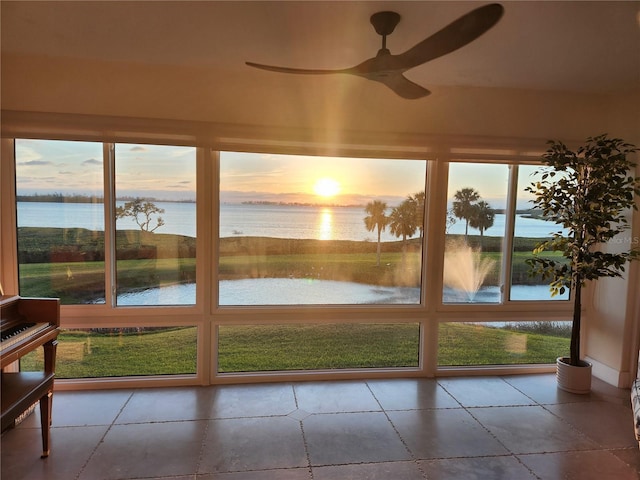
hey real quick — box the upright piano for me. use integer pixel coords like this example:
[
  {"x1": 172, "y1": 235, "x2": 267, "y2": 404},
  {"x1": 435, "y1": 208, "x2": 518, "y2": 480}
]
[{"x1": 1, "y1": 295, "x2": 60, "y2": 458}]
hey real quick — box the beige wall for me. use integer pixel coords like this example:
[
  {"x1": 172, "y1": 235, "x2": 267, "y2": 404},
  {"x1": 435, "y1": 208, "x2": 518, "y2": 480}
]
[
  {"x1": 2, "y1": 49, "x2": 639, "y2": 387},
  {"x1": 2, "y1": 52, "x2": 635, "y2": 143}
]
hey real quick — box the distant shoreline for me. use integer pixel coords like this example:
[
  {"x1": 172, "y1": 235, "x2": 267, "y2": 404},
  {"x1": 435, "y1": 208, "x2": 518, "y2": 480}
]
[
  {"x1": 17, "y1": 196, "x2": 545, "y2": 217},
  {"x1": 240, "y1": 200, "x2": 364, "y2": 208},
  {"x1": 16, "y1": 194, "x2": 195, "y2": 204}
]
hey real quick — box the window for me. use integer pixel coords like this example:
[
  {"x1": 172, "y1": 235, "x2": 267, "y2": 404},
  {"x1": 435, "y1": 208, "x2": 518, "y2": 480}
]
[
  {"x1": 114, "y1": 144, "x2": 196, "y2": 306},
  {"x1": 438, "y1": 320, "x2": 571, "y2": 366},
  {"x1": 218, "y1": 323, "x2": 420, "y2": 373},
  {"x1": 443, "y1": 163, "x2": 507, "y2": 303},
  {"x1": 14, "y1": 140, "x2": 197, "y2": 306},
  {"x1": 22, "y1": 326, "x2": 197, "y2": 378},
  {"x1": 218, "y1": 152, "x2": 428, "y2": 306},
  {"x1": 15, "y1": 139, "x2": 106, "y2": 304},
  {"x1": 6, "y1": 133, "x2": 576, "y2": 384},
  {"x1": 510, "y1": 165, "x2": 569, "y2": 301}
]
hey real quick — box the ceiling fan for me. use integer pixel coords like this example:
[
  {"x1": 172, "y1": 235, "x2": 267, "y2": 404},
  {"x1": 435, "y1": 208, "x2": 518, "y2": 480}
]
[{"x1": 246, "y1": 3, "x2": 504, "y2": 99}]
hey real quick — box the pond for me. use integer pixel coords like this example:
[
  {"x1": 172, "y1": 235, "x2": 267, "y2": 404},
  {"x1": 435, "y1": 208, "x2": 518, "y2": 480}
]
[{"x1": 114, "y1": 279, "x2": 567, "y2": 306}]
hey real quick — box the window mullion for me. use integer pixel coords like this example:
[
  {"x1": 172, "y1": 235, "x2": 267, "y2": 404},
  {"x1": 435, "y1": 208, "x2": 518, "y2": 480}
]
[
  {"x1": 103, "y1": 143, "x2": 117, "y2": 307},
  {"x1": 501, "y1": 164, "x2": 519, "y2": 303},
  {"x1": 1, "y1": 138, "x2": 19, "y2": 294}
]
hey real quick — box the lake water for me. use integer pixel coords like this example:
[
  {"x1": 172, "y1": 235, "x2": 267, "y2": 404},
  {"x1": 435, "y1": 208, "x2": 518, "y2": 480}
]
[
  {"x1": 19, "y1": 201, "x2": 565, "y2": 305},
  {"x1": 113, "y1": 279, "x2": 564, "y2": 306},
  {"x1": 17, "y1": 201, "x2": 562, "y2": 241}
]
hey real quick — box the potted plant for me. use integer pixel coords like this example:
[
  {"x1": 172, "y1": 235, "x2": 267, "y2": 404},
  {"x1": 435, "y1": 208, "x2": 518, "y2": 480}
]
[{"x1": 526, "y1": 134, "x2": 640, "y2": 394}]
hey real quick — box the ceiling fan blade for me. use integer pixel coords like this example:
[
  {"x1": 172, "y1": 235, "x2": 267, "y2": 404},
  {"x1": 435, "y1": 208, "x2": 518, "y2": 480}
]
[
  {"x1": 372, "y1": 73, "x2": 431, "y2": 99},
  {"x1": 245, "y1": 5, "x2": 502, "y2": 99},
  {"x1": 396, "y1": 3, "x2": 504, "y2": 69},
  {"x1": 245, "y1": 61, "x2": 348, "y2": 75}
]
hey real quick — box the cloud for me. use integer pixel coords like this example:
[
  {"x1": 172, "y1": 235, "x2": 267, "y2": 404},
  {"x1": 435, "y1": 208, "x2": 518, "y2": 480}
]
[
  {"x1": 130, "y1": 146, "x2": 147, "y2": 152},
  {"x1": 18, "y1": 160, "x2": 53, "y2": 166},
  {"x1": 168, "y1": 148, "x2": 194, "y2": 158},
  {"x1": 82, "y1": 158, "x2": 102, "y2": 166}
]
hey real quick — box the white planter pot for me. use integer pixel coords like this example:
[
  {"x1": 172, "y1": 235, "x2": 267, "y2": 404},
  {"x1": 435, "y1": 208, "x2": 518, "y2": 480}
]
[{"x1": 556, "y1": 357, "x2": 592, "y2": 394}]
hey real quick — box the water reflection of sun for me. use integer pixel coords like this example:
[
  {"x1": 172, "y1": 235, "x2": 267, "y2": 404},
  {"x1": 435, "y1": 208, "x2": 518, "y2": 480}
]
[{"x1": 318, "y1": 208, "x2": 333, "y2": 240}]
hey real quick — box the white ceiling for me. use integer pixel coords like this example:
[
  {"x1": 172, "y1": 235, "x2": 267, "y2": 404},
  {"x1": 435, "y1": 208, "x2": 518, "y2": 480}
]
[
  {"x1": 3, "y1": 0, "x2": 638, "y2": 94},
  {"x1": 1, "y1": 1, "x2": 639, "y2": 142}
]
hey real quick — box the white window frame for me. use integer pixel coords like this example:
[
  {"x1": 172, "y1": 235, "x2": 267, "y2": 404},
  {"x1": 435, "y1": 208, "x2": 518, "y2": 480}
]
[{"x1": 0, "y1": 115, "x2": 575, "y2": 390}]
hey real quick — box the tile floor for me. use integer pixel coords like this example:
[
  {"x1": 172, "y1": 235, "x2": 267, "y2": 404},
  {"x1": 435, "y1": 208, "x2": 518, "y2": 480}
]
[{"x1": 1, "y1": 373, "x2": 639, "y2": 480}]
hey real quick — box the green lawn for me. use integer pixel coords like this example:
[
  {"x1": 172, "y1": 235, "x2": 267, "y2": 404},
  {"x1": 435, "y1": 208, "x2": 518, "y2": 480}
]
[
  {"x1": 18, "y1": 249, "x2": 563, "y2": 303},
  {"x1": 438, "y1": 322, "x2": 569, "y2": 365},
  {"x1": 218, "y1": 323, "x2": 421, "y2": 372},
  {"x1": 22, "y1": 327, "x2": 198, "y2": 377},
  {"x1": 17, "y1": 228, "x2": 562, "y2": 302},
  {"x1": 21, "y1": 322, "x2": 569, "y2": 378},
  {"x1": 15, "y1": 229, "x2": 570, "y2": 378}
]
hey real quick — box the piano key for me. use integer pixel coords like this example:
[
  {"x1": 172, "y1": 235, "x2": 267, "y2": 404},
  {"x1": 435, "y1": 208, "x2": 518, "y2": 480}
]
[{"x1": 0, "y1": 323, "x2": 50, "y2": 352}]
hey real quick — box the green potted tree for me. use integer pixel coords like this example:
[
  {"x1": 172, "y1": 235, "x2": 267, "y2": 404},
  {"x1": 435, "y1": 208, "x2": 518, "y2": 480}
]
[{"x1": 526, "y1": 134, "x2": 640, "y2": 394}]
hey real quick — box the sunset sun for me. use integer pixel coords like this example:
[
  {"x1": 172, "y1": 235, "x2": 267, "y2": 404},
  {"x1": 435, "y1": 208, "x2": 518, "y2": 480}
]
[{"x1": 313, "y1": 177, "x2": 341, "y2": 198}]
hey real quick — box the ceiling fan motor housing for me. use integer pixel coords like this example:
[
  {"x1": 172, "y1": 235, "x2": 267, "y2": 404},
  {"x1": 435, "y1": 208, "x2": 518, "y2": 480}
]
[
  {"x1": 370, "y1": 11, "x2": 401, "y2": 37},
  {"x1": 246, "y1": 4, "x2": 504, "y2": 100}
]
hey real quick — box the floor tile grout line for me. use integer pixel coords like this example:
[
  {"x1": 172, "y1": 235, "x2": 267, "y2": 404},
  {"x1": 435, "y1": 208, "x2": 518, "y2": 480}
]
[
  {"x1": 433, "y1": 379, "x2": 466, "y2": 409},
  {"x1": 73, "y1": 391, "x2": 135, "y2": 480},
  {"x1": 298, "y1": 420, "x2": 315, "y2": 480},
  {"x1": 292, "y1": 383, "x2": 315, "y2": 479},
  {"x1": 436, "y1": 378, "x2": 543, "y2": 480},
  {"x1": 536, "y1": 400, "x2": 628, "y2": 451},
  {"x1": 5, "y1": 377, "x2": 637, "y2": 479},
  {"x1": 476, "y1": 377, "x2": 637, "y2": 475},
  {"x1": 460, "y1": 406, "x2": 543, "y2": 480},
  {"x1": 500, "y1": 375, "x2": 557, "y2": 406},
  {"x1": 194, "y1": 413, "x2": 211, "y2": 477},
  {"x1": 496, "y1": 376, "x2": 625, "y2": 451},
  {"x1": 364, "y1": 380, "x2": 430, "y2": 480}
]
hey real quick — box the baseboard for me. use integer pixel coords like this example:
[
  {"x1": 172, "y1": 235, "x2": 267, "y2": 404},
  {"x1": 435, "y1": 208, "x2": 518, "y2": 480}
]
[{"x1": 586, "y1": 356, "x2": 633, "y2": 388}]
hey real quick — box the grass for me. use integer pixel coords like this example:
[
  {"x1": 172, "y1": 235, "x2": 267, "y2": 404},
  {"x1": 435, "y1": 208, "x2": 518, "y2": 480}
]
[
  {"x1": 17, "y1": 233, "x2": 563, "y2": 302},
  {"x1": 219, "y1": 251, "x2": 422, "y2": 286},
  {"x1": 438, "y1": 322, "x2": 569, "y2": 366},
  {"x1": 18, "y1": 249, "x2": 561, "y2": 302},
  {"x1": 15, "y1": 228, "x2": 570, "y2": 378},
  {"x1": 18, "y1": 258, "x2": 197, "y2": 303},
  {"x1": 21, "y1": 327, "x2": 198, "y2": 378},
  {"x1": 20, "y1": 322, "x2": 569, "y2": 378},
  {"x1": 217, "y1": 323, "x2": 421, "y2": 372}
]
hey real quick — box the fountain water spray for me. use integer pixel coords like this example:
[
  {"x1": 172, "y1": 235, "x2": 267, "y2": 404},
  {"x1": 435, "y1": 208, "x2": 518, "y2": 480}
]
[{"x1": 443, "y1": 240, "x2": 496, "y2": 302}]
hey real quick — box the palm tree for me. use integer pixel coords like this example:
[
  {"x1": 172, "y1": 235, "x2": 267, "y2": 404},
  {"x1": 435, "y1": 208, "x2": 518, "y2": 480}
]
[
  {"x1": 364, "y1": 200, "x2": 388, "y2": 266},
  {"x1": 452, "y1": 187, "x2": 480, "y2": 239},
  {"x1": 389, "y1": 199, "x2": 418, "y2": 264},
  {"x1": 469, "y1": 200, "x2": 495, "y2": 248},
  {"x1": 409, "y1": 191, "x2": 425, "y2": 241}
]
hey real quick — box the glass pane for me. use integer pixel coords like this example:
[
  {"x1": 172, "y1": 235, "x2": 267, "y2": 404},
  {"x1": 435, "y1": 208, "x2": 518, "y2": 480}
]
[
  {"x1": 20, "y1": 327, "x2": 197, "y2": 378},
  {"x1": 15, "y1": 139, "x2": 106, "y2": 304},
  {"x1": 219, "y1": 152, "x2": 427, "y2": 306},
  {"x1": 114, "y1": 144, "x2": 196, "y2": 306},
  {"x1": 438, "y1": 321, "x2": 571, "y2": 366},
  {"x1": 510, "y1": 165, "x2": 570, "y2": 301},
  {"x1": 443, "y1": 163, "x2": 507, "y2": 303},
  {"x1": 218, "y1": 323, "x2": 420, "y2": 372}
]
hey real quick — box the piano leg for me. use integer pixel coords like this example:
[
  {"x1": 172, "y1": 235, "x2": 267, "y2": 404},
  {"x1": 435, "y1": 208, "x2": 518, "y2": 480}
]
[
  {"x1": 41, "y1": 339, "x2": 57, "y2": 457},
  {"x1": 43, "y1": 339, "x2": 58, "y2": 374},
  {"x1": 39, "y1": 390, "x2": 52, "y2": 458}
]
